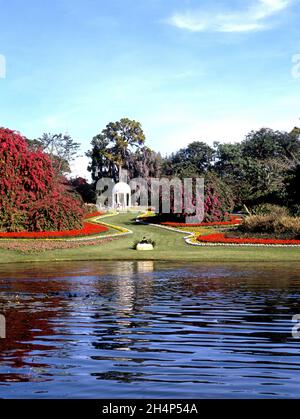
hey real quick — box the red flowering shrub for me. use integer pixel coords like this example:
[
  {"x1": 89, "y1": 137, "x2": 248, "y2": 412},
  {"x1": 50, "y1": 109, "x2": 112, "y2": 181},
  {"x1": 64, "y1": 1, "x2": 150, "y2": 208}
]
[
  {"x1": 0, "y1": 128, "x2": 83, "y2": 232},
  {"x1": 202, "y1": 175, "x2": 235, "y2": 222},
  {"x1": 27, "y1": 188, "x2": 83, "y2": 232},
  {"x1": 157, "y1": 173, "x2": 234, "y2": 224}
]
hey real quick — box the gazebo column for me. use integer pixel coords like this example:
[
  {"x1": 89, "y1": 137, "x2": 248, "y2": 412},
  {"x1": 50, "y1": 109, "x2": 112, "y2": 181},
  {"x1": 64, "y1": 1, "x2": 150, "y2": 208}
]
[
  {"x1": 120, "y1": 193, "x2": 125, "y2": 209},
  {"x1": 112, "y1": 183, "x2": 132, "y2": 210}
]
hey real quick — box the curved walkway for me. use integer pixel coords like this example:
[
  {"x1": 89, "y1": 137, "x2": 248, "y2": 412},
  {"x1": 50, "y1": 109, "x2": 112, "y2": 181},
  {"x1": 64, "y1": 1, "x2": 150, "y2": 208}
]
[
  {"x1": 1, "y1": 212, "x2": 299, "y2": 263},
  {"x1": 70, "y1": 212, "x2": 300, "y2": 262}
]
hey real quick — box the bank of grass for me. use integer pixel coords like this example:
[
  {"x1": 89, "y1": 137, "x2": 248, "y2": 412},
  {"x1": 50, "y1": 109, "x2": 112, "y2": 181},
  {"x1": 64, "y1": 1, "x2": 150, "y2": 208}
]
[{"x1": 0, "y1": 213, "x2": 299, "y2": 264}]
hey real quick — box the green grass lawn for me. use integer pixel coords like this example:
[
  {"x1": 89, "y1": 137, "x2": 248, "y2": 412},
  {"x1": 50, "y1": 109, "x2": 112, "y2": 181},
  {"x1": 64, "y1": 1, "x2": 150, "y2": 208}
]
[{"x1": 0, "y1": 212, "x2": 300, "y2": 264}]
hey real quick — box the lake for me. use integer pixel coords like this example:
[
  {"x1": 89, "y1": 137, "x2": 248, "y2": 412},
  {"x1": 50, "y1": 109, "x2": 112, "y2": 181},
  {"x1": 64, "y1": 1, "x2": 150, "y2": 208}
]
[{"x1": 0, "y1": 261, "x2": 300, "y2": 399}]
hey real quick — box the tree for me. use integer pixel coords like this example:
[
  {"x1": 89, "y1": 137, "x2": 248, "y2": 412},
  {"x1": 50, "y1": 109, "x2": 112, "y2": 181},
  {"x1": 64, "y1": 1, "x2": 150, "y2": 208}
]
[
  {"x1": 87, "y1": 135, "x2": 117, "y2": 182},
  {"x1": 129, "y1": 147, "x2": 162, "y2": 179},
  {"x1": 0, "y1": 128, "x2": 83, "y2": 232},
  {"x1": 163, "y1": 141, "x2": 214, "y2": 177},
  {"x1": 214, "y1": 142, "x2": 243, "y2": 175},
  {"x1": 285, "y1": 164, "x2": 300, "y2": 214},
  {"x1": 213, "y1": 128, "x2": 300, "y2": 208},
  {"x1": 87, "y1": 118, "x2": 145, "y2": 182},
  {"x1": 37, "y1": 133, "x2": 81, "y2": 175},
  {"x1": 242, "y1": 128, "x2": 300, "y2": 161},
  {"x1": 70, "y1": 177, "x2": 97, "y2": 204}
]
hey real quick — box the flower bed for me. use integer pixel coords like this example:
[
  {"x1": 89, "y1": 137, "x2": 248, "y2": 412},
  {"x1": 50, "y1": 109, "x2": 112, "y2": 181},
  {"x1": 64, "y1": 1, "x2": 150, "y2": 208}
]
[
  {"x1": 161, "y1": 215, "x2": 242, "y2": 228},
  {"x1": 0, "y1": 236, "x2": 119, "y2": 253},
  {"x1": 0, "y1": 211, "x2": 109, "y2": 239},
  {"x1": 197, "y1": 233, "x2": 300, "y2": 246},
  {"x1": 84, "y1": 211, "x2": 104, "y2": 219},
  {"x1": 0, "y1": 221, "x2": 108, "y2": 239}
]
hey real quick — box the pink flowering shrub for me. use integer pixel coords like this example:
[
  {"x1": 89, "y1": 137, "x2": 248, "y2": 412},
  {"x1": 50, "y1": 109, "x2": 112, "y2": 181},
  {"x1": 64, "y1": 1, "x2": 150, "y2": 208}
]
[{"x1": 159, "y1": 173, "x2": 234, "y2": 223}]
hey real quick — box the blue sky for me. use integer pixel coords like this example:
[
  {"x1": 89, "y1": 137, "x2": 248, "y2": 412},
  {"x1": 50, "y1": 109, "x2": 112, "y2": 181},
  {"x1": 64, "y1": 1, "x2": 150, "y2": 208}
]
[{"x1": 1, "y1": 0, "x2": 300, "y2": 178}]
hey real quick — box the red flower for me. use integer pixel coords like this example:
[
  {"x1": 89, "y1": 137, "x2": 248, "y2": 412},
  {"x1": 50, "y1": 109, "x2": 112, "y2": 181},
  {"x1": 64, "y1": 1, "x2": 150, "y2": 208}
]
[
  {"x1": 0, "y1": 221, "x2": 108, "y2": 239},
  {"x1": 84, "y1": 212, "x2": 104, "y2": 219},
  {"x1": 0, "y1": 128, "x2": 83, "y2": 232},
  {"x1": 197, "y1": 233, "x2": 300, "y2": 245}
]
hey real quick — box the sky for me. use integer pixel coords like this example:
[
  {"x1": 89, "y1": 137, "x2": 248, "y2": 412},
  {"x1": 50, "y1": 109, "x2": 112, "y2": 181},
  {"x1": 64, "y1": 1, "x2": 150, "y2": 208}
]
[{"x1": 1, "y1": 0, "x2": 300, "y2": 179}]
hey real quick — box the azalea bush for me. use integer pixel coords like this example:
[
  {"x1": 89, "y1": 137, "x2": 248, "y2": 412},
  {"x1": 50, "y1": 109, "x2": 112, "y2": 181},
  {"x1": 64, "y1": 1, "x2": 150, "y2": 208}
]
[
  {"x1": 203, "y1": 174, "x2": 235, "y2": 222},
  {"x1": 27, "y1": 189, "x2": 84, "y2": 232},
  {"x1": 0, "y1": 128, "x2": 84, "y2": 232},
  {"x1": 155, "y1": 173, "x2": 235, "y2": 224}
]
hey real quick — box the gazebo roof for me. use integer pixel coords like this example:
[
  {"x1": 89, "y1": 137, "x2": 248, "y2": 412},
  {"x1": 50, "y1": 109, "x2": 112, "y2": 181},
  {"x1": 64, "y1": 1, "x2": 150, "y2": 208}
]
[{"x1": 112, "y1": 182, "x2": 131, "y2": 195}]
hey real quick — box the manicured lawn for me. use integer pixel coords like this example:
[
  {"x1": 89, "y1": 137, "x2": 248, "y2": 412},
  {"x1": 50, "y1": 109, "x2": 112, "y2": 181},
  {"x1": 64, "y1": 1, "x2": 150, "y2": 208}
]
[{"x1": 0, "y1": 212, "x2": 300, "y2": 264}]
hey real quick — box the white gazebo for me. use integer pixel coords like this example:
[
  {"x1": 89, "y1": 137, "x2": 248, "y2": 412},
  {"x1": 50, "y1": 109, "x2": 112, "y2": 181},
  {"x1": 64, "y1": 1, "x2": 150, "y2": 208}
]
[{"x1": 112, "y1": 182, "x2": 132, "y2": 210}]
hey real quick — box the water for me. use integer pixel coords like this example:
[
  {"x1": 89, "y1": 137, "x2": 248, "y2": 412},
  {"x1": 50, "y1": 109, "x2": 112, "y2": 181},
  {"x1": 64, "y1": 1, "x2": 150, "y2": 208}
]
[{"x1": 0, "y1": 261, "x2": 300, "y2": 399}]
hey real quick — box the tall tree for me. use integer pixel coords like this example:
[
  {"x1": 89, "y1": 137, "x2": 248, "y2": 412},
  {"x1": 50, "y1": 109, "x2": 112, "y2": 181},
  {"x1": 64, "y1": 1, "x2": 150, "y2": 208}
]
[
  {"x1": 87, "y1": 135, "x2": 116, "y2": 182},
  {"x1": 37, "y1": 133, "x2": 81, "y2": 175},
  {"x1": 214, "y1": 128, "x2": 300, "y2": 207},
  {"x1": 87, "y1": 118, "x2": 145, "y2": 182},
  {"x1": 162, "y1": 141, "x2": 214, "y2": 177},
  {"x1": 242, "y1": 128, "x2": 300, "y2": 161},
  {"x1": 129, "y1": 147, "x2": 162, "y2": 179}
]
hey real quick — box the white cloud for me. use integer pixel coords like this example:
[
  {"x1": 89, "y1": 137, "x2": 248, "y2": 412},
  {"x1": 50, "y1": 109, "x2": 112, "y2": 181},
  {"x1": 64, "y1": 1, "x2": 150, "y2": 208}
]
[
  {"x1": 43, "y1": 115, "x2": 66, "y2": 130},
  {"x1": 219, "y1": 22, "x2": 264, "y2": 32},
  {"x1": 143, "y1": 102, "x2": 300, "y2": 155},
  {"x1": 0, "y1": 54, "x2": 6, "y2": 79},
  {"x1": 168, "y1": 0, "x2": 292, "y2": 33},
  {"x1": 155, "y1": 114, "x2": 298, "y2": 155}
]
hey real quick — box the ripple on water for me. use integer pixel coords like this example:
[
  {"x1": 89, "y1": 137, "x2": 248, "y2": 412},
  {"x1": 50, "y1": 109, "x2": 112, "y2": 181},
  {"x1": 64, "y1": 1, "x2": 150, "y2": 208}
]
[{"x1": 0, "y1": 261, "x2": 300, "y2": 398}]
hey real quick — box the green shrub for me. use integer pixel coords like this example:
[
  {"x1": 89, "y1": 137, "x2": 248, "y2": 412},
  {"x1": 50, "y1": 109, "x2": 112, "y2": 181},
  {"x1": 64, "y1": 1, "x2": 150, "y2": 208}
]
[
  {"x1": 240, "y1": 214, "x2": 300, "y2": 237},
  {"x1": 251, "y1": 204, "x2": 289, "y2": 218},
  {"x1": 291, "y1": 205, "x2": 300, "y2": 217}
]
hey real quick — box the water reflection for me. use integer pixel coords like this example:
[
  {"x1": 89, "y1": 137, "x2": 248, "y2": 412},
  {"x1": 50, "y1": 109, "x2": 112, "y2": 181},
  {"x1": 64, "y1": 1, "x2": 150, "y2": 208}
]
[
  {"x1": 0, "y1": 261, "x2": 300, "y2": 398},
  {"x1": 136, "y1": 261, "x2": 154, "y2": 273}
]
